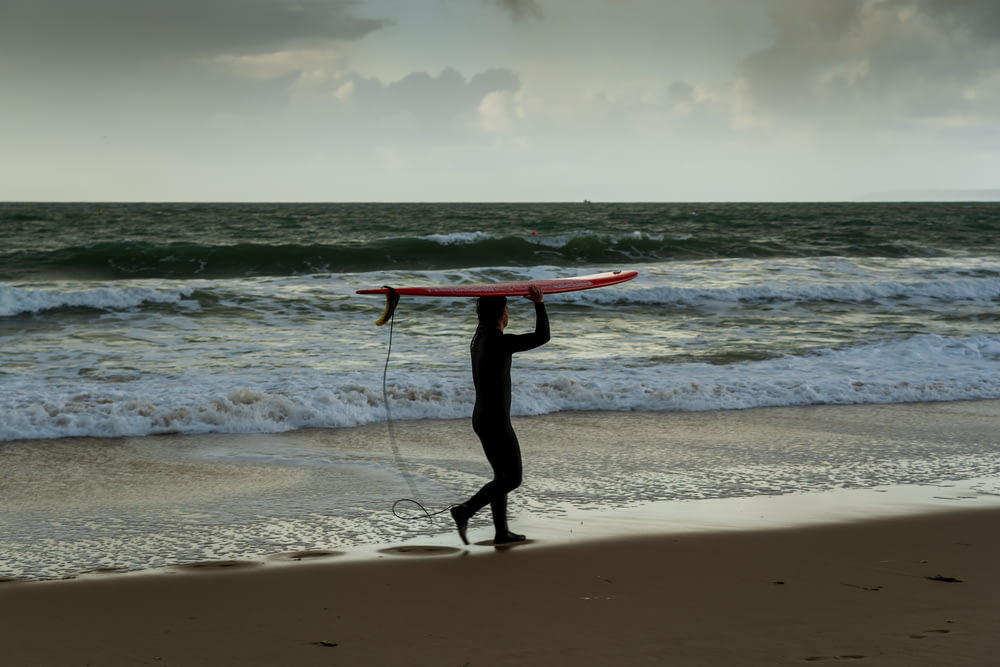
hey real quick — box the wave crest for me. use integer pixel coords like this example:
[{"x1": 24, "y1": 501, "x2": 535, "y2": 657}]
[{"x1": 0, "y1": 283, "x2": 193, "y2": 317}]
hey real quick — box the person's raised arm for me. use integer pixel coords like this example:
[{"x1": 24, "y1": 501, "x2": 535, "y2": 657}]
[{"x1": 506, "y1": 284, "x2": 549, "y2": 351}]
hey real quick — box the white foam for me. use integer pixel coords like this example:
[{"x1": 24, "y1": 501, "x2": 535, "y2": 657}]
[
  {"x1": 4, "y1": 257, "x2": 1000, "y2": 441},
  {"x1": 419, "y1": 231, "x2": 495, "y2": 245},
  {"x1": 3, "y1": 332, "x2": 1000, "y2": 441},
  {"x1": 0, "y1": 282, "x2": 193, "y2": 316}
]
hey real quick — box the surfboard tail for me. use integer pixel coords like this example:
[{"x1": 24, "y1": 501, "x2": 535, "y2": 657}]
[{"x1": 374, "y1": 288, "x2": 400, "y2": 326}]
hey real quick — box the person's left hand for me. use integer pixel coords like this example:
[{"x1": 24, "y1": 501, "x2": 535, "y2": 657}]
[{"x1": 526, "y1": 284, "x2": 544, "y2": 303}]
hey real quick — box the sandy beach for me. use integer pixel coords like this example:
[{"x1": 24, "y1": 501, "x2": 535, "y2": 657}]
[
  {"x1": 1, "y1": 507, "x2": 998, "y2": 666},
  {"x1": 3, "y1": 402, "x2": 1000, "y2": 665}
]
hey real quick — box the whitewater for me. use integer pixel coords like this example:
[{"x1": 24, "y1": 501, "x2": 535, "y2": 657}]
[{"x1": 3, "y1": 255, "x2": 1000, "y2": 440}]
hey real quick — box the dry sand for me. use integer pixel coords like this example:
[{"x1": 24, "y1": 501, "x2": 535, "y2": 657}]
[{"x1": 2, "y1": 506, "x2": 999, "y2": 666}]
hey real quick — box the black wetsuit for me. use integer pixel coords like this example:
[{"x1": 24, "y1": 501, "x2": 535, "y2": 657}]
[{"x1": 462, "y1": 302, "x2": 550, "y2": 522}]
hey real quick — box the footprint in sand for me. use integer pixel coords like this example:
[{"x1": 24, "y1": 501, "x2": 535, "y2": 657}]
[
  {"x1": 269, "y1": 550, "x2": 344, "y2": 562},
  {"x1": 804, "y1": 655, "x2": 866, "y2": 662},
  {"x1": 77, "y1": 566, "x2": 128, "y2": 576},
  {"x1": 909, "y1": 629, "x2": 951, "y2": 640},
  {"x1": 177, "y1": 559, "x2": 261, "y2": 571},
  {"x1": 377, "y1": 545, "x2": 463, "y2": 557}
]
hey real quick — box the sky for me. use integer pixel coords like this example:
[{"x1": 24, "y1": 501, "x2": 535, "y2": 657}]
[{"x1": 2, "y1": 0, "x2": 999, "y2": 202}]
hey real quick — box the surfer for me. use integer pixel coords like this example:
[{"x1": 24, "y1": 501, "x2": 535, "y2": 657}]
[{"x1": 451, "y1": 284, "x2": 550, "y2": 545}]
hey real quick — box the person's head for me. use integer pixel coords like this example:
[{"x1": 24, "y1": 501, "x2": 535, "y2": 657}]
[{"x1": 477, "y1": 296, "x2": 508, "y2": 330}]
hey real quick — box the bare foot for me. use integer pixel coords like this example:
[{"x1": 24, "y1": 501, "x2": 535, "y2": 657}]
[
  {"x1": 450, "y1": 505, "x2": 470, "y2": 545},
  {"x1": 493, "y1": 531, "x2": 526, "y2": 545}
]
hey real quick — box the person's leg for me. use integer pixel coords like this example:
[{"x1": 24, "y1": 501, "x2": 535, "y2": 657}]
[
  {"x1": 451, "y1": 426, "x2": 523, "y2": 544},
  {"x1": 485, "y1": 430, "x2": 524, "y2": 542},
  {"x1": 490, "y1": 493, "x2": 525, "y2": 544},
  {"x1": 450, "y1": 504, "x2": 471, "y2": 545}
]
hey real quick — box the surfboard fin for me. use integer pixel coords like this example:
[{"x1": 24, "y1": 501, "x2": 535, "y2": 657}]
[{"x1": 375, "y1": 287, "x2": 400, "y2": 326}]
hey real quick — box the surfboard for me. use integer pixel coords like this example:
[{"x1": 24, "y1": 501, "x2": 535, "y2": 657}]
[
  {"x1": 357, "y1": 270, "x2": 637, "y2": 297},
  {"x1": 356, "y1": 269, "x2": 637, "y2": 325}
]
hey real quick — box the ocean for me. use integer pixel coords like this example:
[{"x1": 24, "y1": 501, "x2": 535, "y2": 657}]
[{"x1": 3, "y1": 201, "x2": 1000, "y2": 578}]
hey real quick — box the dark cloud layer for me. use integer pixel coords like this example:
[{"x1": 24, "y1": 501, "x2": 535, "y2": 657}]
[
  {"x1": 737, "y1": 0, "x2": 858, "y2": 111},
  {"x1": 0, "y1": 0, "x2": 387, "y2": 61},
  {"x1": 914, "y1": 0, "x2": 1000, "y2": 39},
  {"x1": 731, "y1": 0, "x2": 1000, "y2": 124}
]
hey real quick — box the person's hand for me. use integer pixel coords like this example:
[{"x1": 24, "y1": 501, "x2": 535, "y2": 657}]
[{"x1": 526, "y1": 284, "x2": 544, "y2": 303}]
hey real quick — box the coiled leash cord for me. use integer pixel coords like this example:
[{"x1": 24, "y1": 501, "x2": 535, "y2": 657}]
[{"x1": 378, "y1": 287, "x2": 456, "y2": 523}]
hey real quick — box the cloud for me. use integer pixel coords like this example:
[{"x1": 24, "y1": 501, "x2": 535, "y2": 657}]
[
  {"x1": 0, "y1": 0, "x2": 396, "y2": 140},
  {"x1": 303, "y1": 67, "x2": 523, "y2": 145},
  {"x1": 911, "y1": 0, "x2": 1000, "y2": 40},
  {"x1": 659, "y1": 0, "x2": 1000, "y2": 139},
  {"x1": 199, "y1": 47, "x2": 352, "y2": 82},
  {"x1": 3, "y1": 0, "x2": 998, "y2": 201},
  {"x1": 493, "y1": 0, "x2": 543, "y2": 22},
  {"x1": 478, "y1": 90, "x2": 524, "y2": 133},
  {"x1": 736, "y1": 0, "x2": 860, "y2": 112}
]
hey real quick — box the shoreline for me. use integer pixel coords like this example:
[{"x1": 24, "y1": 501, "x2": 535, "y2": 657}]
[
  {"x1": 3, "y1": 400, "x2": 1000, "y2": 581},
  {"x1": 5, "y1": 474, "x2": 1000, "y2": 584},
  {"x1": 3, "y1": 505, "x2": 999, "y2": 666}
]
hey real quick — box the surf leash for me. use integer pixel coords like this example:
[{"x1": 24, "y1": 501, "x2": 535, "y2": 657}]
[{"x1": 378, "y1": 289, "x2": 452, "y2": 523}]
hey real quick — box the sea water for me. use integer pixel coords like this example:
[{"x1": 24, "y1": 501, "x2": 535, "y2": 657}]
[
  {"x1": 4, "y1": 201, "x2": 1000, "y2": 440},
  {"x1": 2, "y1": 202, "x2": 1000, "y2": 578}
]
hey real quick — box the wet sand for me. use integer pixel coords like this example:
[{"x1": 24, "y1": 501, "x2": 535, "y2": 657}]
[
  {"x1": 4, "y1": 400, "x2": 1000, "y2": 579},
  {"x1": 2, "y1": 507, "x2": 999, "y2": 666}
]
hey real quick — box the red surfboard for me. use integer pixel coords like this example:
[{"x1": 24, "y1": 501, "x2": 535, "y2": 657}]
[
  {"x1": 356, "y1": 270, "x2": 637, "y2": 325},
  {"x1": 356, "y1": 270, "x2": 637, "y2": 297}
]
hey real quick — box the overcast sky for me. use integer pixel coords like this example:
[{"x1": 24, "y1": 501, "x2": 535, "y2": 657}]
[{"x1": 2, "y1": 0, "x2": 998, "y2": 202}]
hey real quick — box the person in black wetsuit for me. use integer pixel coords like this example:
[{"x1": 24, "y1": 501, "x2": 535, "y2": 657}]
[{"x1": 450, "y1": 284, "x2": 550, "y2": 545}]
